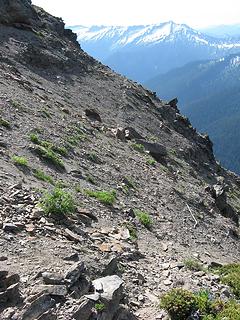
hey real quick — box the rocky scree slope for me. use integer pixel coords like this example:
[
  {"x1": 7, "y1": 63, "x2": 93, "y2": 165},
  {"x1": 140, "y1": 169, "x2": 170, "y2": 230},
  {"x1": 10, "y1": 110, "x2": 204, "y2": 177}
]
[
  {"x1": 0, "y1": 1, "x2": 240, "y2": 319},
  {"x1": 145, "y1": 53, "x2": 240, "y2": 174}
]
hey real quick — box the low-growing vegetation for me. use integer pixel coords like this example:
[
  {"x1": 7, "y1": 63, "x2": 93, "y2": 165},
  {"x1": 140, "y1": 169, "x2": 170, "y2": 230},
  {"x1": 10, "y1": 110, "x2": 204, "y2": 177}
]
[
  {"x1": 95, "y1": 302, "x2": 105, "y2": 312},
  {"x1": 12, "y1": 155, "x2": 28, "y2": 167},
  {"x1": 39, "y1": 187, "x2": 76, "y2": 217},
  {"x1": 0, "y1": 117, "x2": 11, "y2": 128},
  {"x1": 87, "y1": 152, "x2": 101, "y2": 163},
  {"x1": 135, "y1": 209, "x2": 152, "y2": 228},
  {"x1": 216, "y1": 264, "x2": 240, "y2": 298},
  {"x1": 30, "y1": 133, "x2": 68, "y2": 157},
  {"x1": 146, "y1": 157, "x2": 157, "y2": 166},
  {"x1": 184, "y1": 258, "x2": 204, "y2": 271},
  {"x1": 160, "y1": 288, "x2": 240, "y2": 320},
  {"x1": 123, "y1": 222, "x2": 138, "y2": 240},
  {"x1": 33, "y1": 168, "x2": 55, "y2": 185},
  {"x1": 160, "y1": 288, "x2": 196, "y2": 320},
  {"x1": 131, "y1": 143, "x2": 145, "y2": 153},
  {"x1": 34, "y1": 145, "x2": 65, "y2": 169},
  {"x1": 85, "y1": 189, "x2": 116, "y2": 205},
  {"x1": 85, "y1": 174, "x2": 96, "y2": 185}
]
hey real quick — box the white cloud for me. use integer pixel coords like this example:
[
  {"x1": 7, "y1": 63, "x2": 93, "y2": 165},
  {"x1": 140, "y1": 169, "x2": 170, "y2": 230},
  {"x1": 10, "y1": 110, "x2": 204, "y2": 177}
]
[{"x1": 32, "y1": 0, "x2": 240, "y2": 28}]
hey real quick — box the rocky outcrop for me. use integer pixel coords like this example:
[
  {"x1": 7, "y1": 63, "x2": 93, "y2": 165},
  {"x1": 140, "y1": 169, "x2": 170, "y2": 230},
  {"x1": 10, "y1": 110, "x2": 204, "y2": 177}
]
[
  {"x1": 0, "y1": 0, "x2": 38, "y2": 26},
  {"x1": 0, "y1": 0, "x2": 78, "y2": 45}
]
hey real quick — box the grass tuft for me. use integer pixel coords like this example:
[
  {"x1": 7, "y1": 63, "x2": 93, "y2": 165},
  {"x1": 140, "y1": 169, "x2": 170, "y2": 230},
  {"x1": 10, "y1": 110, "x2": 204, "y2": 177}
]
[
  {"x1": 34, "y1": 145, "x2": 65, "y2": 169},
  {"x1": 12, "y1": 155, "x2": 28, "y2": 167},
  {"x1": 33, "y1": 169, "x2": 55, "y2": 185},
  {"x1": 85, "y1": 189, "x2": 116, "y2": 205},
  {"x1": 131, "y1": 143, "x2": 145, "y2": 153},
  {"x1": 135, "y1": 209, "x2": 152, "y2": 228},
  {"x1": 0, "y1": 117, "x2": 11, "y2": 128}
]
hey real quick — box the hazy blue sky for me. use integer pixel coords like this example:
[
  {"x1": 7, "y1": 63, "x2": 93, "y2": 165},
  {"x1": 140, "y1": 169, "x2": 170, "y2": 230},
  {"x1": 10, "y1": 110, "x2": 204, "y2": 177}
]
[{"x1": 32, "y1": 0, "x2": 240, "y2": 28}]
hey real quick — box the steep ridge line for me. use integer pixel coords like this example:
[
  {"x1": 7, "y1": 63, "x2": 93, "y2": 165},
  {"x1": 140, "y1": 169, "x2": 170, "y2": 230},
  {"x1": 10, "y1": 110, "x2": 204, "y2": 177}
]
[{"x1": 0, "y1": 1, "x2": 239, "y2": 319}]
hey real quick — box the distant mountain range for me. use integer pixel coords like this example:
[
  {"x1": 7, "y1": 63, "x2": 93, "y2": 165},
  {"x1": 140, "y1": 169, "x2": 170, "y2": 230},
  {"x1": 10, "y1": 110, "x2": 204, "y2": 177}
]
[
  {"x1": 145, "y1": 53, "x2": 240, "y2": 173},
  {"x1": 200, "y1": 24, "x2": 240, "y2": 38},
  {"x1": 72, "y1": 21, "x2": 240, "y2": 82}
]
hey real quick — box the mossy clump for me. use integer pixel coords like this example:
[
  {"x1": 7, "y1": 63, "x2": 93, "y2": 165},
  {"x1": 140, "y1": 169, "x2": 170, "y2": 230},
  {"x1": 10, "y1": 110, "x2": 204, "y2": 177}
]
[
  {"x1": 85, "y1": 190, "x2": 116, "y2": 205},
  {"x1": 39, "y1": 187, "x2": 76, "y2": 217}
]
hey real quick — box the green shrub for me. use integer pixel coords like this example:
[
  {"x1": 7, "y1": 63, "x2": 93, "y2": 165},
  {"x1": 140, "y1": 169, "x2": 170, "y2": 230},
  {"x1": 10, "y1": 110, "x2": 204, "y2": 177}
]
[
  {"x1": 85, "y1": 190, "x2": 116, "y2": 205},
  {"x1": 216, "y1": 300, "x2": 240, "y2": 319},
  {"x1": 30, "y1": 133, "x2": 41, "y2": 144},
  {"x1": 34, "y1": 145, "x2": 65, "y2": 169},
  {"x1": 95, "y1": 303, "x2": 105, "y2": 312},
  {"x1": 217, "y1": 264, "x2": 240, "y2": 298},
  {"x1": 33, "y1": 169, "x2": 54, "y2": 185},
  {"x1": 195, "y1": 290, "x2": 212, "y2": 315},
  {"x1": 30, "y1": 133, "x2": 68, "y2": 156},
  {"x1": 135, "y1": 210, "x2": 152, "y2": 228},
  {"x1": 40, "y1": 187, "x2": 76, "y2": 216},
  {"x1": 0, "y1": 117, "x2": 11, "y2": 128},
  {"x1": 160, "y1": 288, "x2": 196, "y2": 320},
  {"x1": 131, "y1": 143, "x2": 145, "y2": 153},
  {"x1": 184, "y1": 258, "x2": 203, "y2": 271},
  {"x1": 146, "y1": 157, "x2": 156, "y2": 166},
  {"x1": 12, "y1": 155, "x2": 28, "y2": 167}
]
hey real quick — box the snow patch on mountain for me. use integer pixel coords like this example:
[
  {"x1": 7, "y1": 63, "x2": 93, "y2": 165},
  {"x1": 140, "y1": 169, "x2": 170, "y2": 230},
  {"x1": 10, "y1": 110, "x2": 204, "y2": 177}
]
[{"x1": 72, "y1": 21, "x2": 240, "y2": 50}]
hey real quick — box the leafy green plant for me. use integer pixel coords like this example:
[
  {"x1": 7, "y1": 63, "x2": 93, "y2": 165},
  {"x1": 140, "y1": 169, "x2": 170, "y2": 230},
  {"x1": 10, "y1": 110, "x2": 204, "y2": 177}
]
[
  {"x1": 160, "y1": 288, "x2": 197, "y2": 320},
  {"x1": 131, "y1": 143, "x2": 145, "y2": 153},
  {"x1": 135, "y1": 209, "x2": 152, "y2": 228},
  {"x1": 146, "y1": 157, "x2": 157, "y2": 166},
  {"x1": 195, "y1": 290, "x2": 212, "y2": 315},
  {"x1": 216, "y1": 300, "x2": 240, "y2": 319},
  {"x1": 0, "y1": 117, "x2": 11, "y2": 128},
  {"x1": 12, "y1": 155, "x2": 28, "y2": 167},
  {"x1": 95, "y1": 302, "x2": 105, "y2": 312},
  {"x1": 39, "y1": 187, "x2": 76, "y2": 217},
  {"x1": 184, "y1": 258, "x2": 203, "y2": 271},
  {"x1": 33, "y1": 169, "x2": 54, "y2": 185},
  {"x1": 85, "y1": 190, "x2": 116, "y2": 205},
  {"x1": 88, "y1": 152, "x2": 101, "y2": 163},
  {"x1": 217, "y1": 264, "x2": 240, "y2": 298},
  {"x1": 160, "y1": 288, "x2": 240, "y2": 320},
  {"x1": 30, "y1": 133, "x2": 41, "y2": 144}
]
